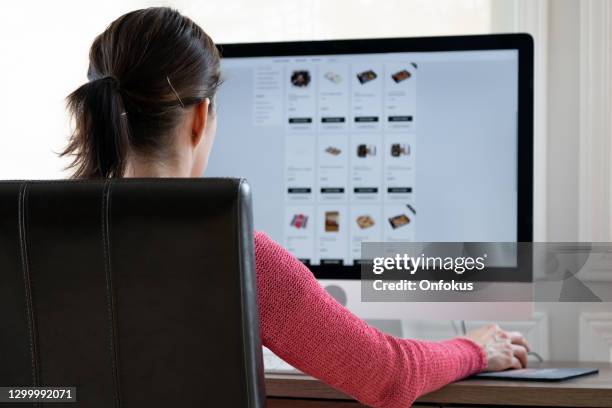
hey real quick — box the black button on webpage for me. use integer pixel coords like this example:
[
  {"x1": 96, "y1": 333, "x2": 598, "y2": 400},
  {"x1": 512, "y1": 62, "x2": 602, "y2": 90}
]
[
  {"x1": 388, "y1": 115, "x2": 413, "y2": 122},
  {"x1": 321, "y1": 188, "x2": 345, "y2": 193},
  {"x1": 354, "y1": 187, "x2": 378, "y2": 193},
  {"x1": 354, "y1": 116, "x2": 379, "y2": 122},
  {"x1": 387, "y1": 187, "x2": 412, "y2": 193},
  {"x1": 288, "y1": 188, "x2": 312, "y2": 194},
  {"x1": 288, "y1": 117, "x2": 313, "y2": 124},
  {"x1": 321, "y1": 117, "x2": 346, "y2": 123},
  {"x1": 320, "y1": 259, "x2": 344, "y2": 266}
]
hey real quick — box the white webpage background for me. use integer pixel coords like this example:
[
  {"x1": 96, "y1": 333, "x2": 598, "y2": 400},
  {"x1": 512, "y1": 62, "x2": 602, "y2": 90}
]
[{"x1": 206, "y1": 50, "x2": 518, "y2": 264}]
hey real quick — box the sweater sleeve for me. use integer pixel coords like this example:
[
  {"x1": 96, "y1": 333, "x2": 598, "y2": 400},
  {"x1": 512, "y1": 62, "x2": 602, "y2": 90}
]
[{"x1": 254, "y1": 231, "x2": 487, "y2": 408}]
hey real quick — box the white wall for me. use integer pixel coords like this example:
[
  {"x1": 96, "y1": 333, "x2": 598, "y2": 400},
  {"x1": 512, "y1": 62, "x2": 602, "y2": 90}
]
[
  {"x1": 537, "y1": 0, "x2": 612, "y2": 362},
  {"x1": 0, "y1": 1, "x2": 159, "y2": 179},
  {"x1": 546, "y1": 1, "x2": 580, "y2": 241}
]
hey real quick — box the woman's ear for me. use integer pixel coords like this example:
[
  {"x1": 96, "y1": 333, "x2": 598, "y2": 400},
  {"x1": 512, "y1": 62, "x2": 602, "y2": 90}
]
[{"x1": 191, "y1": 98, "x2": 210, "y2": 148}]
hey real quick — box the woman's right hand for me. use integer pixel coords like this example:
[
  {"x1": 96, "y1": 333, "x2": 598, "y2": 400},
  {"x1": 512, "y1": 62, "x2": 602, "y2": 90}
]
[{"x1": 464, "y1": 323, "x2": 530, "y2": 372}]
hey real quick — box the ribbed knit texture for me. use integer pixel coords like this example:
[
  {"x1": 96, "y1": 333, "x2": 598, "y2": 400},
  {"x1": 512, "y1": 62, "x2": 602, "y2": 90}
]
[{"x1": 254, "y1": 231, "x2": 487, "y2": 408}]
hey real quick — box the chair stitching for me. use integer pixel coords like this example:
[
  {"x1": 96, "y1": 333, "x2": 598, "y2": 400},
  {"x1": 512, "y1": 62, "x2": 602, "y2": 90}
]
[
  {"x1": 102, "y1": 180, "x2": 121, "y2": 408},
  {"x1": 18, "y1": 182, "x2": 39, "y2": 407}
]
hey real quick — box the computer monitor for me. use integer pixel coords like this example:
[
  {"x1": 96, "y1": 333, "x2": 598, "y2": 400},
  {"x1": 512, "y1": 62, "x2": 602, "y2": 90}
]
[{"x1": 207, "y1": 34, "x2": 534, "y2": 320}]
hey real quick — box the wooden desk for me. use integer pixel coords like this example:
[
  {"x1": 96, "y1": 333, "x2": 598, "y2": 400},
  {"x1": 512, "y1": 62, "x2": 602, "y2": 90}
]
[{"x1": 266, "y1": 362, "x2": 612, "y2": 407}]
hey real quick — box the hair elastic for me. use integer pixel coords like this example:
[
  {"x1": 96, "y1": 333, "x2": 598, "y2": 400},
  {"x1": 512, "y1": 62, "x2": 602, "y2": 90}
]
[{"x1": 166, "y1": 76, "x2": 185, "y2": 108}]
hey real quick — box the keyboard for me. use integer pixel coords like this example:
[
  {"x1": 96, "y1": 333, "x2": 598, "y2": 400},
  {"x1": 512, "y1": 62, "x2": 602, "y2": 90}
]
[{"x1": 263, "y1": 347, "x2": 302, "y2": 374}]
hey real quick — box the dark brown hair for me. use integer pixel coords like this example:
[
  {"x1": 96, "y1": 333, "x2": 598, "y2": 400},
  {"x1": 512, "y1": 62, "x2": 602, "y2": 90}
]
[{"x1": 61, "y1": 7, "x2": 221, "y2": 178}]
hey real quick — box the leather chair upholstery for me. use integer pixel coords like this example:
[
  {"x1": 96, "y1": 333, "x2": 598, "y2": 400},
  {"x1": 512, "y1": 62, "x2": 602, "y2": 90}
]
[{"x1": 0, "y1": 178, "x2": 265, "y2": 407}]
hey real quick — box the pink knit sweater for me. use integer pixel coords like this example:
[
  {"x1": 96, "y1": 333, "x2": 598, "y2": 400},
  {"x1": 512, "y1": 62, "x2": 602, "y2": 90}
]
[{"x1": 254, "y1": 231, "x2": 487, "y2": 408}]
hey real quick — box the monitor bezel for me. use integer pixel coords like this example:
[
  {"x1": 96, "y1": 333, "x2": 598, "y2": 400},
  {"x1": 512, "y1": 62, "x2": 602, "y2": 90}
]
[{"x1": 218, "y1": 34, "x2": 534, "y2": 282}]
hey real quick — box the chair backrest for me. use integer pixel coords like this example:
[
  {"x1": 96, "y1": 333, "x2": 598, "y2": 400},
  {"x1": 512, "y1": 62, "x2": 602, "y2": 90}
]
[{"x1": 0, "y1": 178, "x2": 265, "y2": 407}]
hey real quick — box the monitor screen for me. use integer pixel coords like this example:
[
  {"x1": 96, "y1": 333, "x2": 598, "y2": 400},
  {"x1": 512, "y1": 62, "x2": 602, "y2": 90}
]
[{"x1": 206, "y1": 36, "x2": 533, "y2": 278}]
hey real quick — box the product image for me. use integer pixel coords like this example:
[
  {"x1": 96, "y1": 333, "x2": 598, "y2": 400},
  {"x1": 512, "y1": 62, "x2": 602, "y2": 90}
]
[
  {"x1": 356, "y1": 69, "x2": 377, "y2": 84},
  {"x1": 325, "y1": 211, "x2": 340, "y2": 232},
  {"x1": 357, "y1": 144, "x2": 377, "y2": 158},
  {"x1": 325, "y1": 146, "x2": 342, "y2": 156},
  {"x1": 388, "y1": 214, "x2": 410, "y2": 229},
  {"x1": 291, "y1": 70, "x2": 311, "y2": 87},
  {"x1": 391, "y1": 69, "x2": 411, "y2": 83},
  {"x1": 324, "y1": 71, "x2": 342, "y2": 84},
  {"x1": 391, "y1": 143, "x2": 410, "y2": 157},
  {"x1": 290, "y1": 213, "x2": 309, "y2": 229},
  {"x1": 356, "y1": 215, "x2": 375, "y2": 229}
]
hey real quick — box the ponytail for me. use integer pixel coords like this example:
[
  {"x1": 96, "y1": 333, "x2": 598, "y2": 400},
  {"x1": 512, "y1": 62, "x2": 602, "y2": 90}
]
[{"x1": 62, "y1": 76, "x2": 130, "y2": 178}]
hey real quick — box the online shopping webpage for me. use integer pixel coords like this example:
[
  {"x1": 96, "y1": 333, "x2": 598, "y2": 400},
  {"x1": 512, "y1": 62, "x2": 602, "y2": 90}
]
[{"x1": 207, "y1": 50, "x2": 518, "y2": 266}]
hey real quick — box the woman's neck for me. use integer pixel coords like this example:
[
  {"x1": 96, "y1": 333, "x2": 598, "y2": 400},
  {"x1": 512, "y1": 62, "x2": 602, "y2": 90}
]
[{"x1": 124, "y1": 156, "x2": 189, "y2": 178}]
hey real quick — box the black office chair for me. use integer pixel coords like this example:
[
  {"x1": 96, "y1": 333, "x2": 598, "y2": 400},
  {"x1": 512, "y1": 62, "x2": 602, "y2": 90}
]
[{"x1": 0, "y1": 179, "x2": 265, "y2": 407}]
